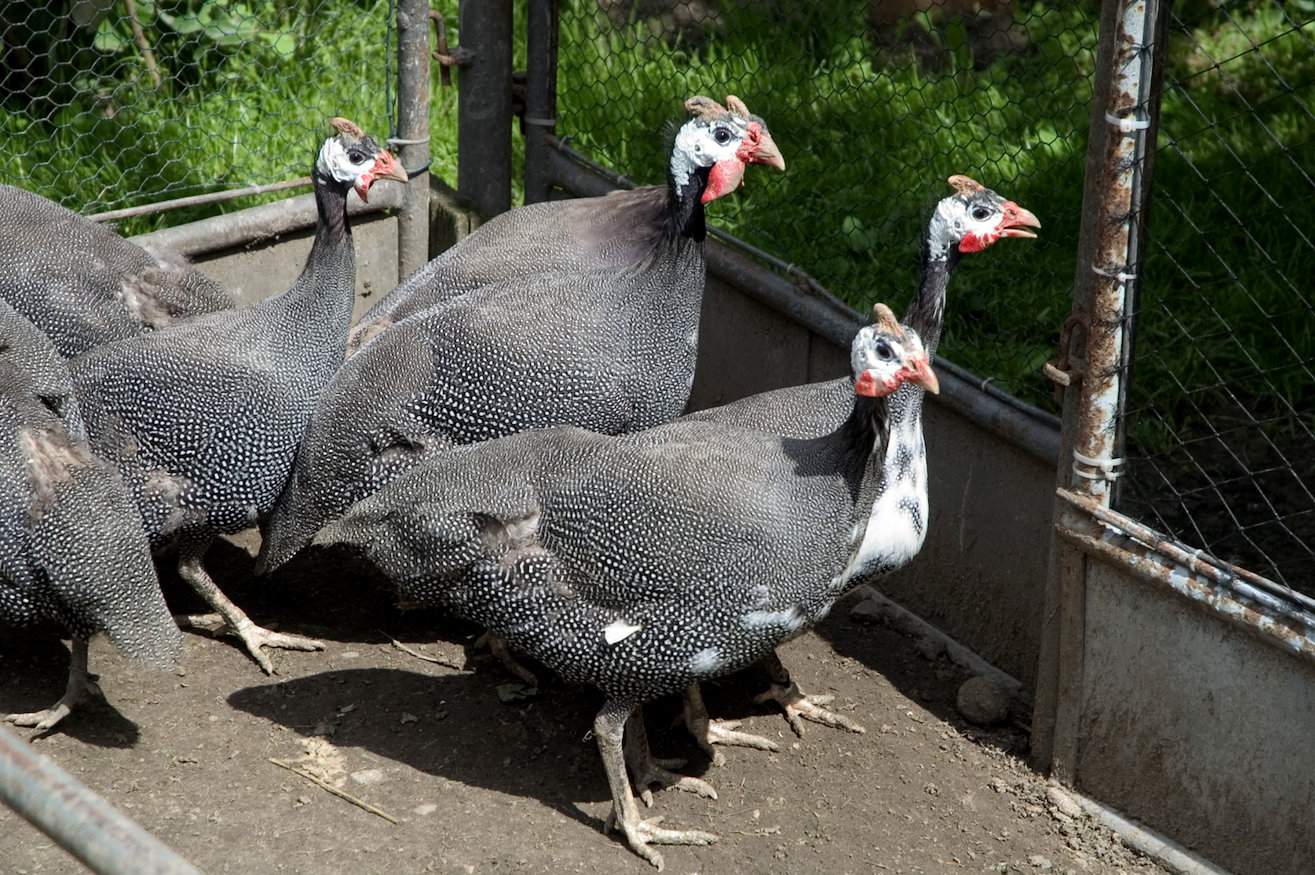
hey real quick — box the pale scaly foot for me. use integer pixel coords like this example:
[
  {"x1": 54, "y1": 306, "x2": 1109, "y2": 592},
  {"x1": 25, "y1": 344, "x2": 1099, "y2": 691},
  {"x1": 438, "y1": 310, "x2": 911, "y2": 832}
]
[
  {"x1": 176, "y1": 539, "x2": 324, "y2": 675},
  {"x1": 623, "y1": 709, "x2": 716, "y2": 807},
  {"x1": 470, "y1": 630, "x2": 539, "y2": 686},
  {"x1": 596, "y1": 702, "x2": 718, "y2": 870},
  {"x1": 755, "y1": 650, "x2": 866, "y2": 737},
  {"x1": 680, "y1": 683, "x2": 779, "y2": 766},
  {"x1": 3, "y1": 639, "x2": 103, "y2": 733}
]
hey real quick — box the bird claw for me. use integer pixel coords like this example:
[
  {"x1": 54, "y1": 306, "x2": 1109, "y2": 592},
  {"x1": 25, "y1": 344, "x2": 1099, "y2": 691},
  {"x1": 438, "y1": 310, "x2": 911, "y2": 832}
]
[
  {"x1": 678, "y1": 703, "x2": 779, "y2": 762},
  {"x1": 2, "y1": 675, "x2": 104, "y2": 734},
  {"x1": 607, "y1": 809, "x2": 718, "y2": 870},
  {"x1": 178, "y1": 613, "x2": 324, "y2": 674},
  {"x1": 632, "y1": 761, "x2": 718, "y2": 808},
  {"x1": 754, "y1": 682, "x2": 867, "y2": 737}
]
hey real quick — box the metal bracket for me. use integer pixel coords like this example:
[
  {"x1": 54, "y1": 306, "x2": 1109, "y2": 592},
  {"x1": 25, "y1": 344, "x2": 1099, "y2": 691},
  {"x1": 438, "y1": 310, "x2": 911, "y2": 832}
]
[
  {"x1": 1043, "y1": 314, "x2": 1087, "y2": 402},
  {"x1": 430, "y1": 9, "x2": 473, "y2": 88}
]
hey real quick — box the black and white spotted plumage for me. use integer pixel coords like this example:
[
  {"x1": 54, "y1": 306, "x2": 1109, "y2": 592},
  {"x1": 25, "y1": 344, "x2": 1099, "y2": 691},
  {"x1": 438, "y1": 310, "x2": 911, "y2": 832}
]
[
  {"x1": 68, "y1": 123, "x2": 397, "y2": 549},
  {"x1": 0, "y1": 185, "x2": 233, "y2": 357},
  {"x1": 0, "y1": 299, "x2": 179, "y2": 674},
  {"x1": 320, "y1": 316, "x2": 928, "y2": 702},
  {"x1": 672, "y1": 179, "x2": 1038, "y2": 743},
  {"x1": 317, "y1": 314, "x2": 930, "y2": 864},
  {"x1": 60, "y1": 120, "x2": 404, "y2": 673},
  {"x1": 257, "y1": 95, "x2": 785, "y2": 573}
]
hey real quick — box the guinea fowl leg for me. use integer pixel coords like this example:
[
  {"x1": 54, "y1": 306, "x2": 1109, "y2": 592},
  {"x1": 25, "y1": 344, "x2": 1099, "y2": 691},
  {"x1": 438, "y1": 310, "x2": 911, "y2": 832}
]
[
  {"x1": 470, "y1": 631, "x2": 539, "y2": 686},
  {"x1": 596, "y1": 701, "x2": 717, "y2": 870},
  {"x1": 174, "y1": 538, "x2": 323, "y2": 674},
  {"x1": 623, "y1": 708, "x2": 717, "y2": 807},
  {"x1": 2, "y1": 638, "x2": 104, "y2": 733},
  {"x1": 753, "y1": 649, "x2": 866, "y2": 737},
  {"x1": 679, "y1": 683, "x2": 779, "y2": 765}
]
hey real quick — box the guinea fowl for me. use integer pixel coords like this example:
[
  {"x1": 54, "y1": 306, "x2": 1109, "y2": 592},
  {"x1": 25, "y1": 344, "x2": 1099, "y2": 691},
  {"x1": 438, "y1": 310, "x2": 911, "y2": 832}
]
[
  {"x1": 678, "y1": 175, "x2": 1040, "y2": 751},
  {"x1": 0, "y1": 185, "x2": 233, "y2": 357},
  {"x1": 66, "y1": 118, "x2": 406, "y2": 673},
  {"x1": 256, "y1": 94, "x2": 785, "y2": 573},
  {"x1": 318, "y1": 304, "x2": 938, "y2": 869},
  {"x1": 0, "y1": 299, "x2": 180, "y2": 732},
  {"x1": 345, "y1": 94, "x2": 783, "y2": 352}
]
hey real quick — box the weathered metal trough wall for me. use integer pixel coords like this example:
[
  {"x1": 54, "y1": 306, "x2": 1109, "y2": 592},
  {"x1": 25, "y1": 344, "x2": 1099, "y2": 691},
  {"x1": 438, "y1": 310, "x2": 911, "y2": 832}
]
[{"x1": 1028, "y1": 0, "x2": 1315, "y2": 871}]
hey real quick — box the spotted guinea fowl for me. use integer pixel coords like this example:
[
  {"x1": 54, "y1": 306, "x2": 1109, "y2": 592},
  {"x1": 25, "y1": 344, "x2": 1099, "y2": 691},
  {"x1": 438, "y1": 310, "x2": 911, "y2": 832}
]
[
  {"x1": 0, "y1": 185, "x2": 233, "y2": 357},
  {"x1": 66, "y1": 118, "x2": 405, "y2": 674},
  {"x1": 317, "y1": 304, "x2": 937, "y2": 868},
  {"x1": 256, "y1": 94, "x2": 785, "y2": 574},
  {"x1": 0, "y1": 299, "x2": 180, "y2": 733},
  {"x1": 345, "y1": 94, "x2": 783, "y2": 352},
  {"x1": 676, "y1": 175, "x2": 1039, "y2": 752}
]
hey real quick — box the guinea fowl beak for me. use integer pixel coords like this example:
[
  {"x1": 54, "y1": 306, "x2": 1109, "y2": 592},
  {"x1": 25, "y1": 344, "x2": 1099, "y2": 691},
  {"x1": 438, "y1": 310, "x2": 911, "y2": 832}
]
[
  {"x1": 355, "y1": 150, "x2": 408, "y2": 203},
  {"x1": 905, "y1": 354, "x2": 940, "y2": 395},
  {"x1": 999, "y1": 201, "x2": 1041, "y2": 239},
  {"x1": 745, "y1": 124, "x2": 786, "y2": 172}
]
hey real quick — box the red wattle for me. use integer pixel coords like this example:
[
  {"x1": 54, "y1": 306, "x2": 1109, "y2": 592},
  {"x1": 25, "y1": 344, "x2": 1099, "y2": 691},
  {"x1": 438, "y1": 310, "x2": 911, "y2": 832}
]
[
  {"x1": 702, "y1": 159, "x2": 746, "y2": 204},
  {"x1": 855, "y1": 370, "x2": 881, "y2": 397}
]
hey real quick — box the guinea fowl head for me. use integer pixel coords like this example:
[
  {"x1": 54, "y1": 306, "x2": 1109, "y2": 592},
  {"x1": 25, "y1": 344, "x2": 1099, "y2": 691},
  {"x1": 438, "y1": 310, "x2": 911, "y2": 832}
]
[
  {"x1": 672, "y1": 95, "x2": 786, "y2": 205},
  {"x1": 851, "y1": 303, "x2": 939, "y2": 398},
  {"x1": 925, "y1": 175, "x2": 1040, "y2": 260},
  {"x1": 314, "y1": 117, "x2": 407, "y2": 203}
]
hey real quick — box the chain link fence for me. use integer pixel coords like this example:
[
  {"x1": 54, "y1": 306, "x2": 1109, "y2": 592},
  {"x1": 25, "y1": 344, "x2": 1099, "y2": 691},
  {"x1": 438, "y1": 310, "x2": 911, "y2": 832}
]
[
  {"x1": 1118, "y1": 2, "x2": 1315, "y2": 598},
  {"x1": 1, "y1": 0, "x2": 399, "y2": 233},
  {"x1": 555, "y1": 0, "x2": 1100, "y2": 408}
]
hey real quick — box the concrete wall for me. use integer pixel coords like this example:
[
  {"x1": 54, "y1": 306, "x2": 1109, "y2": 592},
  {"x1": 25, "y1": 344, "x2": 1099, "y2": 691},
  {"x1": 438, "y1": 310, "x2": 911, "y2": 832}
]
[
  {"x1": 190, "y1": 213, "x2": 399, "y2": 323},
  {"x1": 1076, "y1": 559, "x2": 1315, "y2": 875}
]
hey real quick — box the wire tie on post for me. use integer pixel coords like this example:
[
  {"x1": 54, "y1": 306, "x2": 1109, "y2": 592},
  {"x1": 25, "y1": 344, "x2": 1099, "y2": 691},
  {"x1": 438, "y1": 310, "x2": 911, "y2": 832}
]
[
  {"x1": 523, "y1": 116, "x2": 556, "y2": 127},
  {"x1": 387, "y1": 135, "x2": 430, "y2": 147},
  {"x1": 1072, "y1": 449, "x2": 1124, "y2": 482},
  {"x1": 1091, "y1": 263, "x2": 1137, "y2": 282},
  {"x1": 1105, "y1": 111, "x2": 1151, "y2": 133}
]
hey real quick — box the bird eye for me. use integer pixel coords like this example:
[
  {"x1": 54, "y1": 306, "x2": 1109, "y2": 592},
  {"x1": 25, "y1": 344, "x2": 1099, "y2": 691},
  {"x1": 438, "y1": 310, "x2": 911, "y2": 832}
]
[
  {"x1": 713, "y1": 127, "x2": 732, "y2": 145},
  {"x1": 971, "y1": 206, "x2": 992, "y2": 221},
  {"x1": 348, "y1": 150, "x2": 366, "y2": 164},
  {"x1": 875, "y1": 342, "x2": 894, "y2": 362}
]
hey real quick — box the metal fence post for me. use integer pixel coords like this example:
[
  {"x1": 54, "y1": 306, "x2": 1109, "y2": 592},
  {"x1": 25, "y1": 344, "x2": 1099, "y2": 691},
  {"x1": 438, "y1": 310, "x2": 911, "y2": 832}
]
[
  {"x1": 0, "y1": 725, "x2": 202, "y2": 875},
  {"x1": 458, "y1": 0, "x2": 513, "y2": 218},
  {"x1": 396, "y1": 0, "x2": 432, "y2": 280},
  {"x1": 1031, "y1": 0, "x2": 1166, "y2": 779},
  {"x1": 524, "y1": 0, "x2": 559, "y2": 204}
]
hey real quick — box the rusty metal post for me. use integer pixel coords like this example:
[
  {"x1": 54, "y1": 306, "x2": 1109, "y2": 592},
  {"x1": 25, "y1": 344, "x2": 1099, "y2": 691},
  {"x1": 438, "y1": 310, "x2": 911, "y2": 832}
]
[
  {"x1": 395, "y1": 0, "x2": 432, "y2": 280},
  {"x1": 458, "y1": 0, "x2": 514, "y2": 218},
  {"x1": 0, "y1": 724, "x2": 202, "y2": 874},
  {"x1": 1031, "y1": 0, "x2": 1166, "y2": 778},
  {"x1": 523, "y1": 0, "x2": 560, "y2": 204},
  {"x1": 1070, "y1": 0, "x2": 1161, "y2": 506}
]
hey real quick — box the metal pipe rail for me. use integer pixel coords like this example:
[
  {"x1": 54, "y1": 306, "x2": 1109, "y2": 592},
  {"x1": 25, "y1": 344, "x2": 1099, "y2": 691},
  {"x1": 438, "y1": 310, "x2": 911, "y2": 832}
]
[{"x1": 0, "y1": 724, "x2": 202, "y2": 874}]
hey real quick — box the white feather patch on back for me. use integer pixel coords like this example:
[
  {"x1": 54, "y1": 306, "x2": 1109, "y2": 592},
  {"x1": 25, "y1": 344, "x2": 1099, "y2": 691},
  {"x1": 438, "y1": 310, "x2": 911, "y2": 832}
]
[{"x1": 603, "y1": 619, "x2": 641, "y2": 645}]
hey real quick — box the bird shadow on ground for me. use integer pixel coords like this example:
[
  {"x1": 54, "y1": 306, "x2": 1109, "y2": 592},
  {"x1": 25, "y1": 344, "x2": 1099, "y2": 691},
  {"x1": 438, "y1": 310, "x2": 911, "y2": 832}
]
[
  {"x1": 0, "y1": 634, "x2": 141, "y2": 748},
  {"x1": 811, "y1": 591, "x2": 1030, "y2": 759},
  {"x1": 225, "y1": 664, "x2": 629, "y2": 835}
]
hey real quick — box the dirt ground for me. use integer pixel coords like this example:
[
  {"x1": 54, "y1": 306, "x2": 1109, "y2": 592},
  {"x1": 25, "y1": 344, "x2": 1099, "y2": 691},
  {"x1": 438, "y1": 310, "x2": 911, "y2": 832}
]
[{"x1": 1, "y1": 541, "x2": 1166, "y2": 875}]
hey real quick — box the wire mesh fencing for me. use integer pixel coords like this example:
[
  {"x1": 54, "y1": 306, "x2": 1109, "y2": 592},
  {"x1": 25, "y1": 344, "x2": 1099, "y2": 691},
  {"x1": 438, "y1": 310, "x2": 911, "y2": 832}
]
[
  {"x1": 1, "y1": 0, "x2": 399, "y2": 233},
  {"x1": 1118, "y1": 1, "x2": 1315, "y2": 598},
  {"x1": 554, "y1": 0, "x2": 1101, "y2": 408}
]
